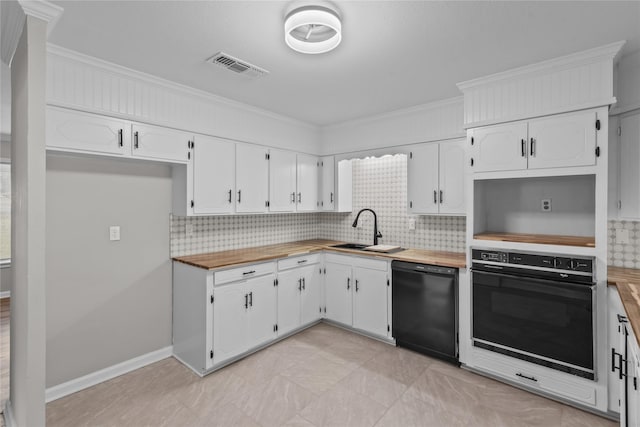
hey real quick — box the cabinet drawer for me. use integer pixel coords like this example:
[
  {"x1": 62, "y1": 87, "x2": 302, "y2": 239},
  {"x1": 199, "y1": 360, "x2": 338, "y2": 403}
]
[
  {"x1": 214, "y1": 262, "x2": 276, "y2": 285},
  {"x1": 351, "y1": 256, "x2": 388, "y2": 272},
  {"x1": 473, "y1": 348, "x2": 596, "y2": 406},
  {"x1": 278, "y1": 253, "x2": 321, "y2": 270}
]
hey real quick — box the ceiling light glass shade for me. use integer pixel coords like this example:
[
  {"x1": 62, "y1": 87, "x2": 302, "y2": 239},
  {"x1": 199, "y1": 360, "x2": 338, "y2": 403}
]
[{"x1": 285, "y1": 6, "x2": 342, "y2": 54}]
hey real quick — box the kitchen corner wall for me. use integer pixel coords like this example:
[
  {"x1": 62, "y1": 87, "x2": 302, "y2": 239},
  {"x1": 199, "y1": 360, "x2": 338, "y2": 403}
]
[
  {"x1": 318, "y1": 154, "x2": 466, "y2": 252},
  {"x1": 608, "y1": 220, "x2": 640, "y2": 268}
]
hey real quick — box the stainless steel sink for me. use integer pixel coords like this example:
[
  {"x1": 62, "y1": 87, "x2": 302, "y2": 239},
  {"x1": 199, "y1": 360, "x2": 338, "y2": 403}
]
[{"x1": 330, "y1": 243, "x2": 369, "y2": 250}]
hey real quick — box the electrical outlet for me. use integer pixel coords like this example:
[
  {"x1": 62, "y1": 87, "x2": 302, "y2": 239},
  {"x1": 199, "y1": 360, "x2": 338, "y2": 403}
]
[
  {"x1": 616, "y1": 228, "x2": 630, "y2": 245},
  {"x1": 541, "y1": 199, "x2": 552, "y2": 212},
  {"x1": 186, "y1": 224, "x2": 194, "y2": 236},
  {"x1": 109, "y1": 226, "x2": 120, "y2": 241},
  {"x1": 408, "y1": 217, "x2": 416, "y2": 231}
]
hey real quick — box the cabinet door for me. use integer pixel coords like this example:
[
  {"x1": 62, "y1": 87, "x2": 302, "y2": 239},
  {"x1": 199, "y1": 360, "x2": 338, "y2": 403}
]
[
  {"x1": 47, "y1": 106, "x2": 130, "y2": 156},
  {"x1": 297, "y1": 154, "x2": 319, "y2": 212},
  {"x1": 301, "y1": 265, "x2": 321, "y2": 325},
  {"x1": 469, "y1": 122, "x2": 528, "y2": 172},
  {"x1": 247, "y1": 274, "x2": 277, "y2": 348},
  {"x1": 620, "y1": 112, "x2": 640, "y2": 219},
  {"x1": 236, "y1": 144, "x2": 269, "y2": 213},
  {"x1": 353, "y1": 267, "x2": 388, "y2": 337},
  {"x1": 277, "y1": 269, "x2": 302, "y2": 336},
  {"x1": 628, "y1": 340, "x2": 640, "y2": 427},
  {"x1": 131, "y1": 123, "x2": 191, "y2": 163},
  {"x1": 269, "y1": 149, "x2": 297, "y2": 212},
  {"x1": 320, "y1": 156, "x2": 335, "y2": 211},
  {"x1": 527, "y1": 110, "x2": 597, "y2": 170},
  {"x1": 213, "y1": 284, "x2": 248, "y2": 364},
  {"x1": 324, "y1": 262, "x2": 352, "y2": 326},
  {"x1": 407, "y1": 143, "x2": 439, "y2": 214},
  {"x1": 192, "y1": 136, "x2": 235, "y2": 215},
  {"x1": 438, "y1": 139, "x2": 466, "y2": 215}
]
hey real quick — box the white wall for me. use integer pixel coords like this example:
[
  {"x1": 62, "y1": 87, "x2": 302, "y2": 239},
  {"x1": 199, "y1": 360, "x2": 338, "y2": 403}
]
[
  {"x1": 45, "y1": 155, "x2": 173, "y2": 388},
  {"x1": 614, "y1": 50, "x2": 640, "y2": 114},
  {"x1": 319, "y1": 97, "x2": 464, "y2": 155}
]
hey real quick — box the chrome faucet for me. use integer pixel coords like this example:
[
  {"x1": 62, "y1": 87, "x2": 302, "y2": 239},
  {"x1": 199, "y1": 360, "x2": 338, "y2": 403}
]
[{"x1": 352, "y1": 208, "x2": 382, "y2": 246}]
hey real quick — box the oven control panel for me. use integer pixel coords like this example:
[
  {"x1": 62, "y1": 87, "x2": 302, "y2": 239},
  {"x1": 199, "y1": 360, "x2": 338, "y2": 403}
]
[{"x1": 472, "y1": 249, "x2": 593, "y2": 273}]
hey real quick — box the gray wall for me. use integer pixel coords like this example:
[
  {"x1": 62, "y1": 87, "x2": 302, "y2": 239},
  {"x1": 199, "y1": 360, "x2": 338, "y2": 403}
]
[{"x1": 45, "y1": 154, "x2": 173, "y2": 387}]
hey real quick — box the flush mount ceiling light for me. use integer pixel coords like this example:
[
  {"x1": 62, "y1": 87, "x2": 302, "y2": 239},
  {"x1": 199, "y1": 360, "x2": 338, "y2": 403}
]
[{"x1": 284, "y1": 5, "x2": 342, "y2": 54}]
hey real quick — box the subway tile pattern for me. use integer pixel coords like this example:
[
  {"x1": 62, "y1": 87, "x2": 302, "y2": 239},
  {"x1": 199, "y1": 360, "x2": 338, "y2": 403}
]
[
  {"x1": 608, "y1": 220, "x2": 640, "y2": 268},
  {"x1": 318, "y1": 154, "x2": 466, "y2": 253},
  {"x1": 170, "y1": 213, "x2": 319, "y2": 257}
]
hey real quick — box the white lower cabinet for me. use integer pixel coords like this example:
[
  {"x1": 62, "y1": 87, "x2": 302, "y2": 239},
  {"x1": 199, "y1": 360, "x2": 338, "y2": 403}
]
[
  {"x1": 325, "y1": 261, "x2": 353, "y2": 326},
  {"x1": 324, "y1": 253, "x2": 390, "y2": 338},
  {"x1": 611, "y1": 286, "x2": 640, "y2": 427},
  {"x1": 276, "y1": 255, "x2": 322, "y2": 335},
  {"x1": 173, "y1": 252, "x2": 391, "y2": 376}
]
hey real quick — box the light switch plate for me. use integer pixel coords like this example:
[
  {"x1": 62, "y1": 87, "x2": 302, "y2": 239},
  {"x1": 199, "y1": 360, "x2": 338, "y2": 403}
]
[
  {"x1": 616, "y1": 228, "x2": 630, "y2": 245},
  {"x1": 109, "y1": 226, "x2": 120, "y2": 241}
]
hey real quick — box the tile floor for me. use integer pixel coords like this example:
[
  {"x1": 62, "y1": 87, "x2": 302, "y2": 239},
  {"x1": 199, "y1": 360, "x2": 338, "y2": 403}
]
[{"x1": 44, "y1": 323, "x2": 616, "y2": 427}]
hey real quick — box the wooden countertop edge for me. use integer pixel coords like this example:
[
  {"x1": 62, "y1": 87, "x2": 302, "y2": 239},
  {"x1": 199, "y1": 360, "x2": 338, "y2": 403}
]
[{"x1": 172, "y1": 240, "x2": 467, "y2": 271}]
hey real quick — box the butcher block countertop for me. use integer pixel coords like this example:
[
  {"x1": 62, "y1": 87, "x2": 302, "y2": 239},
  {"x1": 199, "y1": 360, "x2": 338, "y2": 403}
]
[
  {"x1": 173, "y1": 239, "x2": 467, "y2": 270},
  {"x1": 609, "y1": 266, "x2": 640, "y2": 344}
]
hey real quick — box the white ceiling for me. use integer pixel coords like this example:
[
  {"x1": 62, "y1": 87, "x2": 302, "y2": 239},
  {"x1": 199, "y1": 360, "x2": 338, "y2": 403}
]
[{"x1": 48, "y1": 1, "x2": 640, "y2": 127}]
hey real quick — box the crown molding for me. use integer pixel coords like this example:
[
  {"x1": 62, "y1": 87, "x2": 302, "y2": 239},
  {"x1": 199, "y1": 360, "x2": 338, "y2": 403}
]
[
  {"x1": 1, "y1": 0, "x2": 63, "y2": 66},
  {"x1": 19, "y1": 0, "x2": 63, "y2": 35},
  {"x1": 325, "y1": 96, "x2": 464, "y2": 131},
  {"x1": 457, "y1": 41, "x2": 626, "y2": 91},
  {"x1": 47, "y1": 44, "x2": 320, "y2": 132}
]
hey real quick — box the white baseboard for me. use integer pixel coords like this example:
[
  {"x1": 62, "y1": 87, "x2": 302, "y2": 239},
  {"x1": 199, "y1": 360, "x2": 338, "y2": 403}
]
[
  {"x1": 3, "y1": 400, "x2": 15, "y2": 427},
  {"x1": 45, "y1": 346, "x2": 173, "y2": 403},
  {"x1": 0, "y1": 291, "x2": 10, "y2": 299}
]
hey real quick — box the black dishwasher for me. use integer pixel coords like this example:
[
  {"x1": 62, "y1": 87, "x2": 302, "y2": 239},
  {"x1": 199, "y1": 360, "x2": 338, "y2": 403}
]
[{"x1": 392, "y1": 261, "x2": 459, "y2": 365}]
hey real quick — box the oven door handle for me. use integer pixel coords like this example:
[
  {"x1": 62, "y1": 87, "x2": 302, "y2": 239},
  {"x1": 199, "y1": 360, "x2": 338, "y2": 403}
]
[{"x1": 472, "y1": 268, "x2": 595, "y2": 296}]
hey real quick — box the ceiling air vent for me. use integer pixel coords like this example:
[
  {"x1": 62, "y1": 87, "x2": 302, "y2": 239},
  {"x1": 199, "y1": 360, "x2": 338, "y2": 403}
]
[{"x1": 206, "y1": 52, "x2": 269, "y2": 78}]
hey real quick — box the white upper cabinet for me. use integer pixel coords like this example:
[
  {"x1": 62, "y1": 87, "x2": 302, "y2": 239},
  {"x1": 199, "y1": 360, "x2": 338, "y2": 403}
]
[
  {"x1": 47, "y1": 106, "x2": 191, "y2": 164},
  {"x1": 192, "y1": 136, "x2": 235, "y2": 215},
  {"x1": 407, "y1": 139, "x2": 466, "y2": 215},
  {"x1": 320, "y1": 156, "x2": 335, "y2": 211},
  {"x1": 47, "y1": 106, "x2": 130, "y2": 156},
  {"x1": 439, "y1": 139, "x2": 466, "y2": 215},
  {"x1": 131, "y1": 123, "x2": 191, "y2": 163},
  {"x1": 618, "y1": 112, "x2": 640, "y2": 219},
  {"x1": 527, "y1": 110, "x2": 597, "y2": 170},
  {"x1": 269, "y1": 149, "x2": 297, "y2": 213},
  {"x1": 469, "y1": 122, "x2": 528, "y2": 173},
  {"x1": 407, "y1": 143, "x2": 439, "y2": 214},
  {"x1": 469, "y1": 109, "x2": 599, "y2": 173},
  {"x1": 296, "y1": 154, "x2": 320, "y2": 212},
  {"x1": 236, "y1": 144, "x2": 269, "y2": 213}
]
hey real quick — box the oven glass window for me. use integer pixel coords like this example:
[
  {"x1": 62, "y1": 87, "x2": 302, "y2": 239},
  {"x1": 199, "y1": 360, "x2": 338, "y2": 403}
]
[{"x1": 473, "y1": 271, "x2": 593, "y2": 370}]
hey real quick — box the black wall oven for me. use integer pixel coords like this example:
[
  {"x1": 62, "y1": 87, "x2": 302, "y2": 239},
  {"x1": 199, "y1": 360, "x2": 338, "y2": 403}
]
[{"x1": 472, "y1": 248, "x2": 596, "y2": 380}]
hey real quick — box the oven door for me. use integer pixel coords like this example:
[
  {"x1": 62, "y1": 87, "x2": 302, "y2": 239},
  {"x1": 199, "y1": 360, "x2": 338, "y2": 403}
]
[{"x1": 472, "y1": 269, "x2": 594, "y2": 378}]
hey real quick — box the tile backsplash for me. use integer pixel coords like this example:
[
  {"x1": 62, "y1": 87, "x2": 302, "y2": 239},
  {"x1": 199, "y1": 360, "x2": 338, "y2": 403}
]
[
  {"x1": 170, "y1": 213, "x2": 319, "y2": 257},
  {"x1": 608, "y1": 220, "x2": 640, "y2": 268},
  {"x1": 318, "y1": 154, "x2": 466, "y2": 252}
]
